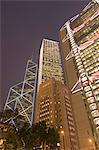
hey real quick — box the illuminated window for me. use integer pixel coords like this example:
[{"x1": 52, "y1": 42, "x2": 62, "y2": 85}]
[
  {"x1": 78, "y1": 65, "x2": 83, "y2": 70},
  {"x1": 66, "y1": 107, "x2": 72, "y2": 112},
  {"x1": 89, "y1": 103, "x2": 97, "y2": 110},
  {"x1": 84, "y1": 86, "x2": 91, "y2": 92},
  {"x1": 69, "y1": 126, "x2": 75, "y2": 131},
  {"x1": 68, "y1": 121, "x2": 74, "y2": 126},
  {"x1": 77, "y1": 62, "x2": 82, "y2": 66},
  {"x1": 82, "y1": 77, "x2": 88, "y2": 82},
  {"x1": 66, "y1": 103, "x2": 71, "y2": 108},
  {"x1": 68, "y1": 116, "x2": 73, "y2": 121},
  {"x1": 79, "y1": 68, "x2": 85, "y2": 74},
  {"x1": 87, "y1": 97, "x2": 95, "y2": 103},
  {"x1": 94, "y1": 90, "x2": 99, "y2": 95},
  {"x1": 67, "y1": 111, "x2": 72, "y2": 116},
  {"x1": 96, "y1": 96, "x2": 99, "y2": 101},
  {"x1": 91, "y1": 110, "x2": 99, "y2": 118},
  {"x1": 94, "y1": 118, "x2": 99, "y2": 126},
  {"x1": 50, "y1": 110, "x2": 52, "y2": 113},
  {"x1": 85, "y1": 91, "x2": 93, "y2": 97}
]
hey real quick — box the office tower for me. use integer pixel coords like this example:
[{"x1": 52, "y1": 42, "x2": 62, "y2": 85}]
[
  {"x1": 38, "y1": 39, "x2": 64, "y2": 90},
  {"x1": 59, "y1": 0, "x2": 99, "y2": 149},
  {"x1": 36, "y1": 38, "x2": 80, "y2": 149},
  {"x1": 35, "y1": 78, "x2": 79, "y2": 149},
  {"x1": 4, "y1": 59, "x2": 38, "y2": 125}
]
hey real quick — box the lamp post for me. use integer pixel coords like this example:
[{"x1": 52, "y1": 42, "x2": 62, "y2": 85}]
[
  {"x1": 60, "y1": 129, "x2": 65, "y2": 150},
  {"x1": 0, "y1": 139, "x2": 4, "y2": 150},
  {"x1": 0, "y1": 139, "x2": 3, "y2": 145},
  {"x1": 57, "y1": 143, "x2": 60, "y2": 150}
]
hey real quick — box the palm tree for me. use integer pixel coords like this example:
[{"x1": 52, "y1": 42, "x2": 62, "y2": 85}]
[
  {"x1": 34, "y1": 121, "x2": 47, "y2": 150},
  {"x1": 47, "y1": 127, "x2": 60, "y2": 150},
  {"x1": 0, "y1": 109, "x2": 27, "y2": 149},
  {"x1": 0, "y1": 122, "x2": 23, "y2": 150},
  {"x1": 33, "y1": 122, "x2": 60, "y2": 150},
  {"x1": 6, "y1": 125, "x2": 22, "y2": 149},
  {"x1": 18, "y1": 122, "x2": 32, "y2": 149},
  {"x1": 0, "y1": 108, "x2": 19, "y2": 123},
  {"x1": 0, "y1": 110, "x2": 60, "y2": 149}
]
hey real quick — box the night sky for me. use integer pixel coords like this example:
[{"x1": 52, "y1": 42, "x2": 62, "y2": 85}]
[{"x1": 1, "y1": 0, "x2": 90, "y2": 111}]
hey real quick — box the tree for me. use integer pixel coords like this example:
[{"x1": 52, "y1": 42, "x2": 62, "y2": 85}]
[
  {"x1": 47, "y1": 127, "x2": 60, "y2": 150},
  {"x1": 0, "y1": 109, "x2": 24, "y2": 149},
  {"x1": 0, "y1": 122, "x2": 22, "y2": 150},
  {"x1": 32, "y1": 122, "x2": 60, "y2": 150},
  {"x1": 0, "y1": 110, "x2": 60, "y2": 150},
  {"x1": 18, "y1": 122, "x2": 33, "y2": 149},
  {"x1": 34, "y1": 121, "x2": 47, "y2": 150},
  {"x1": 0, "y1": 108, "x2": 19, "y2": 123}
]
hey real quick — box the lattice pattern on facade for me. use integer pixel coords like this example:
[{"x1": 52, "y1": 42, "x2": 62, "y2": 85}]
[
  {"x1": 63, "y1": 0, "x2": 99, "y2": 143},
  {"x1": 4, "y1": 60, "x2": 38, "y2": 125}
]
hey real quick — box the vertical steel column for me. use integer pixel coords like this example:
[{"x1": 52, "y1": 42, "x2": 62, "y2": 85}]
[{"x1": 66, "y1": 20, "x2": 99, "y2": 140}]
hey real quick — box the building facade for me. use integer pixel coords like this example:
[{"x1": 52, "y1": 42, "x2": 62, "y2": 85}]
[
  {"x1": 4, "y1": 60, "x2": 38, "y2": 125},
  {"x1": 37, "y1": 39, "x2": 80, "y2": 149},
  {"x1": 59, "y1": 0, "x2": 99, "y2": 149},
  {"x1": 38, "y1": 39, "x2": 64, "y2": 90},
  {"x1": 35, "y1": 78, "x2": 79, "y2": 150}
]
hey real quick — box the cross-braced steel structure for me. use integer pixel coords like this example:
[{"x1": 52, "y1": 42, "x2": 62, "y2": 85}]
[{"x1": 4, "y1": 59, "x2": 38, "y2": 125}]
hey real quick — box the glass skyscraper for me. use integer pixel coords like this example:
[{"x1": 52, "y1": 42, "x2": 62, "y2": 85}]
[
  {"x1": 36, "y1": 39, "x2": 79, "y2": 149},
  {"x1": 59, "y1": 0, "x2": 99, "y2": 148},
  {"x1": 38, "y1": 39, "x2": 64, "y2": 90}
]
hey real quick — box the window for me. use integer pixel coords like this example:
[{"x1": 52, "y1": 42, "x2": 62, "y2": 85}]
[
  {"x1": 91, "y1": 110, "x2": 99, "y2": 118},
  {"x1": 85, "y1": 91, "x2": 93, "y2": 97},
  {"x1": 87, "y1": 97, "x2": 95, "y2": 103},
  {"x1": 84, "y1": 86, "x2": 91, "y2": 92},
  {"x1": 82, "y1": 77, "x2": 88, "y2": 82},
  {"x1": 94, "y1": 118, "x2": 99, "y2": 126},
  {"x1": 89, "y1": 103, "x2": 97, "y2": 110},
  {"x1": 68, "y1": 121, "x2": 74, "y2": 126}
]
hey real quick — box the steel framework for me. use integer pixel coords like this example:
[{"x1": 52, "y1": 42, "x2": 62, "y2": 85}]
[
  {"x1": 62, "y1": 0, "x2": 99, "y2": 144},
  {"x1": 65, "y1": 20, "x2": 99, "y2": 131},
  {"x1": 4, "y1": 59, "x2": 38, "y2": 125}
]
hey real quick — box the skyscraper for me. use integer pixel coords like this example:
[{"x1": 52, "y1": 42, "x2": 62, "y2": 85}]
[
  {"x1": 36, "y1": 39, "x2": 80, "y2": 149},
  {"x1": 59, "y1": 0, "x2": 99, "y2": 148},
  {"x1": 4, "y1": 59, "x2": 38, "y2": 125},
  {"x1": 38, "y1": 39, "x2": 64, "y2": 90},
  {"x1": 35, "y1": 78, "x2": 79, "y2": 149}
]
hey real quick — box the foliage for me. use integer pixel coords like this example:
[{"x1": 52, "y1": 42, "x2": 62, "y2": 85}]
[
  {"x1": 0, "y1": 123, "x2": 22, "y2": 149},
  {"x1": 0, "y1": 110, "x2": 60, "y2": 149},
  {"x1": 0, "y1": 109, "x2": 18, "y2": 121},
  {"x1": 47, "y1": 127, "x2": 60, "y2": 149},
  {"x1": 33, "y1": 121, "x2": 47, "y2": 149}
]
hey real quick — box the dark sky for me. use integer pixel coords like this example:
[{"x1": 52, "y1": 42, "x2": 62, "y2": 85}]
[{"x1": 1, "y1": 0, "x2": 90, "y2": 111}]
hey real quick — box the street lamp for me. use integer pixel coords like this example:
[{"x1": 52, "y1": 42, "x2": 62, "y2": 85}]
[
  {"x1": 61, "y1": 130, "x2": 64, "y2": 135},
  {"x1": 88, "y1": 138, "x2": 95, "y2": 150},
  {"x1": 0, "y1": 139, "x2": 4, "y2": 150},
  {"x1": 60, "y1": 130, "x2": 65, "y2": 150},
  {"x1": 0, "y1": 139, "x2": 3, "y2": 145},
  {"x1": 57, "y1": 143, "x2": 60, "y2": 150},
  {"x1": 88, "y1": 138, "x2": 92, "y2": 144}
]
